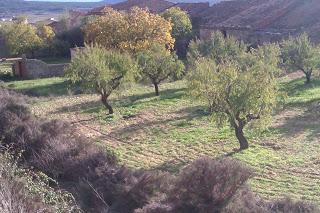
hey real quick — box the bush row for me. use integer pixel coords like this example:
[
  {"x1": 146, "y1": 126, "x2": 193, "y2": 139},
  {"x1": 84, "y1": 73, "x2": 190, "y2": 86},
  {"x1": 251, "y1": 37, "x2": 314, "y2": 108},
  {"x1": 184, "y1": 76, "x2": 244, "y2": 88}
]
[{"x1": 0, "y1": 87, "x2": 318, "y2": 213}]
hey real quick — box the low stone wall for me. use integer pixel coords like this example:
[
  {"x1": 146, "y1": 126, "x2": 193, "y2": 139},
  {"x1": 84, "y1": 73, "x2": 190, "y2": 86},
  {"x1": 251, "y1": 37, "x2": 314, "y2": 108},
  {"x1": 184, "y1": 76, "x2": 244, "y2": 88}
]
[{"x1": 25, "y1": 59, "x2": 68, "y2": 79}]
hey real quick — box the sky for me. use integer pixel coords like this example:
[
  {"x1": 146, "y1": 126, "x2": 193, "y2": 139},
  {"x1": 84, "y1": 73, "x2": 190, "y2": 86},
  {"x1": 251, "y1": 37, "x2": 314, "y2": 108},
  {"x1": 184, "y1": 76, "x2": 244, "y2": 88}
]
[{"x1": 27, "y1": 0, "x2": 103, "y2": 2}]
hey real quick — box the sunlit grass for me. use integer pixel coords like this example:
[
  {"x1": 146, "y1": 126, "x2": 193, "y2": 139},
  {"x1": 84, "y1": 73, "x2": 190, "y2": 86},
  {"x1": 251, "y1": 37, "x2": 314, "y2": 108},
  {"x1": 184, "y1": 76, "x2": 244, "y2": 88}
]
[{"x1": 4, "y1": 76, "x2": 320, "y2": 204}]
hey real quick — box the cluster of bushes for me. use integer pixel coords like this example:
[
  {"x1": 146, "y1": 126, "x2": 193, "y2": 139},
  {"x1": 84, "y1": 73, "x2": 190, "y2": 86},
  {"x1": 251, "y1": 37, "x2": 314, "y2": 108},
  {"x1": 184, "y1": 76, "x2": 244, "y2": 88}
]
[
  {"x1": 0, "y1": 17, "x2": 84, "y2": 59},
  {"x1": 0, "y1": 86, "x2": 318, "y2": 212}
]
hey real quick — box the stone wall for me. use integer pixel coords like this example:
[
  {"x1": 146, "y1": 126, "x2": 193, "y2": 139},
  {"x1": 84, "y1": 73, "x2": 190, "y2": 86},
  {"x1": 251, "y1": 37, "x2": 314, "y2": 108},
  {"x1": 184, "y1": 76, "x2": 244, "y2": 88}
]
[{"x1": 25, "y1": 59, "x2": 68, "y2": 79}]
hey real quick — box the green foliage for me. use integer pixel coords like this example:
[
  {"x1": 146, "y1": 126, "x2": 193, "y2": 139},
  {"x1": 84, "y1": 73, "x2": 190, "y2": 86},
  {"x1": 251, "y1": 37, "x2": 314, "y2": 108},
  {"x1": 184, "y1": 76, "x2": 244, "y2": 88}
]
[
  {"x1": 66, "y1": 44, "x2": 137, "y2": 114},
  {"x1": 37, "y1": 24, "x2": 55, "y2": 43},
  {"x1": 0, "y1": 152, "x2": 78, "y2": 212},
  {"x1": 161, "y1": 7, "x2": 193, "y2": 40},
  {"x1": 188, "y1": 31, "x2": 247, "y2": 66},
  {"x1": 2, "y1": 22, "x2": 43, "y2": 57},
  {"x1": 281, "y1": 33, "x2": 320, "y2": 83},
  {"x1": 137, "y1": 44, "x2": 185, "y2": 96},
  {"x1": 188, "y1": 42, "x2": 281, "y2": 149},
  {"x1": 2, "y1": 21, "x2": 73, "y2": 58},
  {"x1": 83, "y1": 7, "x2": 175, "y2": 53}
]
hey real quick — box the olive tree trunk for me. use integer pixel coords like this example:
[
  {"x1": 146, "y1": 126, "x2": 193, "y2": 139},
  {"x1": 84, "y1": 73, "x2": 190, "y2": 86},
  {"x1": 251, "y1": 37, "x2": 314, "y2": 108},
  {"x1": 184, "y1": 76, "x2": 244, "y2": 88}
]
[
  {"x1": 234, "y1": 126, "x2": 249, "y2": 150},
  {"x1": 154, "y1": 83, "x2": 160, "y2": 96},
  {"x1": 101, "y1": 95, "x2": 113, "y2": 114},
  {"x1": 305, "y1": 71, "x2": 312, "y2": 84}
]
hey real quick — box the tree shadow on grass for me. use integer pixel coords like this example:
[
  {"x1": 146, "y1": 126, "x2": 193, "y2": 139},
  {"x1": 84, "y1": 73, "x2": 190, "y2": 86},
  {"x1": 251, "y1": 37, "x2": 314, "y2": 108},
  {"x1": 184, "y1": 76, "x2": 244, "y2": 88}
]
[
  {"x1": 273, "y1": 105, "x2": 320, "y2": 141},
  {"x1": 275, "y1": 77, "x2": 320, "y2": 140},
  {"x1": 54, "y1": 87, "x2": 186, "y2": 114},
  {"x1": 281, "y1": 78, "x2": 320, "y2": 108},
  {"x1": 119, "y1": 87, "x2": 186, "y2": 108},
  {"x1": 7, "y1": 80, "x2": 70, "y2": 97},
  {"x1": 281, "y1": 78, "x2": 320, "y2": 95},
  {"x1": 106, "y1": 105, "x2": 209, "y2": 142}
]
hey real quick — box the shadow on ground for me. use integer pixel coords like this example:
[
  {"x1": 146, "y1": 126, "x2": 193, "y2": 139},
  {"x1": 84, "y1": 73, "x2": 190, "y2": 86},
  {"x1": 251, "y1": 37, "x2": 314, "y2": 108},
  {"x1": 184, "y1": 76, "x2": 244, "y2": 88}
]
[
  {"x1": 54, "y1": 87, "x2": 187, "y2": 114},
  {"x1": 274, "y1": 104, "x2": 320, "y2": 141},
  {"x1": 6, "y1": 80, "x2": 70, "y2": 97}
]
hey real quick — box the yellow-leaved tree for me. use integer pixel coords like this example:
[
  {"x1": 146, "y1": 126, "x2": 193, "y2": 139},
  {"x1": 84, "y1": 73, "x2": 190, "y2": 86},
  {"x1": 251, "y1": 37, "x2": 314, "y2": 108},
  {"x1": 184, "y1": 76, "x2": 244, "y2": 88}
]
[
  {"x1": 83, "y1": 7, "x2": 174, "y2": 53},
  {"x1": 37, "y1": 25, "x2": 55, "y2": 43}
]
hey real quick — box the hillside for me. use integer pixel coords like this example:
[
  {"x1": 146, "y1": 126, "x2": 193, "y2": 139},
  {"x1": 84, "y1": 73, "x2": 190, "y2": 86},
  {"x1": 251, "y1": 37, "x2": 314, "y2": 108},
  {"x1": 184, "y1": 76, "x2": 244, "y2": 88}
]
[
  {"x1": 0, "y1": 0, "x2": 105, "y2": 18},
  {"x1": 201, "y1": 0, "x2": 320, "y2": 42}
]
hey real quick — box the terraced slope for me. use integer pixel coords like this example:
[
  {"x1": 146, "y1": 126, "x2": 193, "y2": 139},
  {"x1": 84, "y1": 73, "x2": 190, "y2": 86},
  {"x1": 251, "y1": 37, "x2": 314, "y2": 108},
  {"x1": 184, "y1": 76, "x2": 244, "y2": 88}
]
[{"x1": 6, "y1": 72, "x2": 320, "y2": 204}]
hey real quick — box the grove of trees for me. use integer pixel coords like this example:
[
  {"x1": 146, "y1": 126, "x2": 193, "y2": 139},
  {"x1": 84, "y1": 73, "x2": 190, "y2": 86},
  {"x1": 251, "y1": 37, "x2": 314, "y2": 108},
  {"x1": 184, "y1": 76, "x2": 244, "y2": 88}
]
[
  {"x1": 3, "y1": 7, "x2": 318, "y2": 151},
  {"x1": 66, "y1": 7, "x2": 320, "y2": 150},
  {"x1": 1, "y1": 22, "x2": 43, "y2": 57},
  {"x1": 0, "y1": 14, "x2": 87, "y2": 58}
]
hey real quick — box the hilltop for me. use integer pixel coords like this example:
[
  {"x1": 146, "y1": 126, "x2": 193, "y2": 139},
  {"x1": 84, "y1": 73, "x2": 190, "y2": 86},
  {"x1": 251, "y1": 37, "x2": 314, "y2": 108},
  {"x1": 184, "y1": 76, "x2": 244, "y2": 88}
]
[
  {"x1": 198, "y1": 0, "x2": 320, "y2": 42},
  {"x1": 0, "y1": 0, "x2": 105, "y2": 19}
]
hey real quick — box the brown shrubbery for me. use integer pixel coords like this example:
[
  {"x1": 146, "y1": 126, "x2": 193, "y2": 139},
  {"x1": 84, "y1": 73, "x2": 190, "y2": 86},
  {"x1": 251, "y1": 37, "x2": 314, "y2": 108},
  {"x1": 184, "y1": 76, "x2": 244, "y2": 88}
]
[{"x1": 0, "y1": 87, "x2": 319, "y2": 213}]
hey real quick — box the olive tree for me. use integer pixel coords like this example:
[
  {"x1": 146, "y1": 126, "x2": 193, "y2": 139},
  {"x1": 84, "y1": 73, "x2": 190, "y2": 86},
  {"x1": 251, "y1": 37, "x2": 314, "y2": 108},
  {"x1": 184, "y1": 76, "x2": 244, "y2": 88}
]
[
  {"x1": 281, "y1": 33, "x2": 320, "y2": 84},
  {"x1": 188, "y1": 31, "x2": 247, "y2": 66},
  {"x1": 137, "y1": 44, "x2": 185, "y2": 96},
  {"x1": 188, "y1": 44, "x2": 281, "y2": 150},
  {"x1": 65, "y1": 45, "x2": 137, "y2": 114}
]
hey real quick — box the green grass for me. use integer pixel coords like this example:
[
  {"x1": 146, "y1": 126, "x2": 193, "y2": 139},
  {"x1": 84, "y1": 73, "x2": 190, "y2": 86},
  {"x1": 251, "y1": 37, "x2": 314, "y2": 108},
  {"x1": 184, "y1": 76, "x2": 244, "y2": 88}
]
[
  {"x1": 0, "y1": 62, "x2": 14, "y2": 80},
  {"x1": 281, "y1": 78, "x2": 320, "y2": 107},
  {"x1": 4, "y1": 76, "x2": 320, "y2": 204},
  {"x1": 5, "y1": 77, "x2": 69, "y2": 97}
]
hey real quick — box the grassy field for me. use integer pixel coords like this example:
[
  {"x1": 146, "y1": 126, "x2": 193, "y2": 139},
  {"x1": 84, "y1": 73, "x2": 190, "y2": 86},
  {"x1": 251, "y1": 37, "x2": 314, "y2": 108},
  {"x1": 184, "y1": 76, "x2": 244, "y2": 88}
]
[{"x1": 3, "y1": 73, "x2": 320, "y2": 204}]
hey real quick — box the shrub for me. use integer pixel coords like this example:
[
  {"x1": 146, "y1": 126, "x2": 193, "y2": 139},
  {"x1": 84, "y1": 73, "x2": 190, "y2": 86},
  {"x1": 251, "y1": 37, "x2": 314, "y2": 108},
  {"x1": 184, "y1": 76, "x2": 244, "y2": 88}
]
[
  {"x1": 0, "y1": 87, "x2": 117, "y2": 182},
  {"x1": 135, "y1": 203, "x2": 174, "y2": 213},
  {"x1": 222, "y1": 187, "x2": 269, "y2": 213},
  {"x1": 269, "y1": 197, "x2": 319, "y2": 213},
  {"x1": 166, "y1": 157, "x2": 253, "y2": 213},
  {"x1": 0, "y1": 87, "x2": 30, "y2": 138},
  {"x1": 82, "y1": 167, "x2": 172, "y2": 213},
  {"x1": 1, "y1": 117, "x2": 117, "y2": 182},
  {"x1": 0, "y1": 152, "x2": 77, "y2": 213}
]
